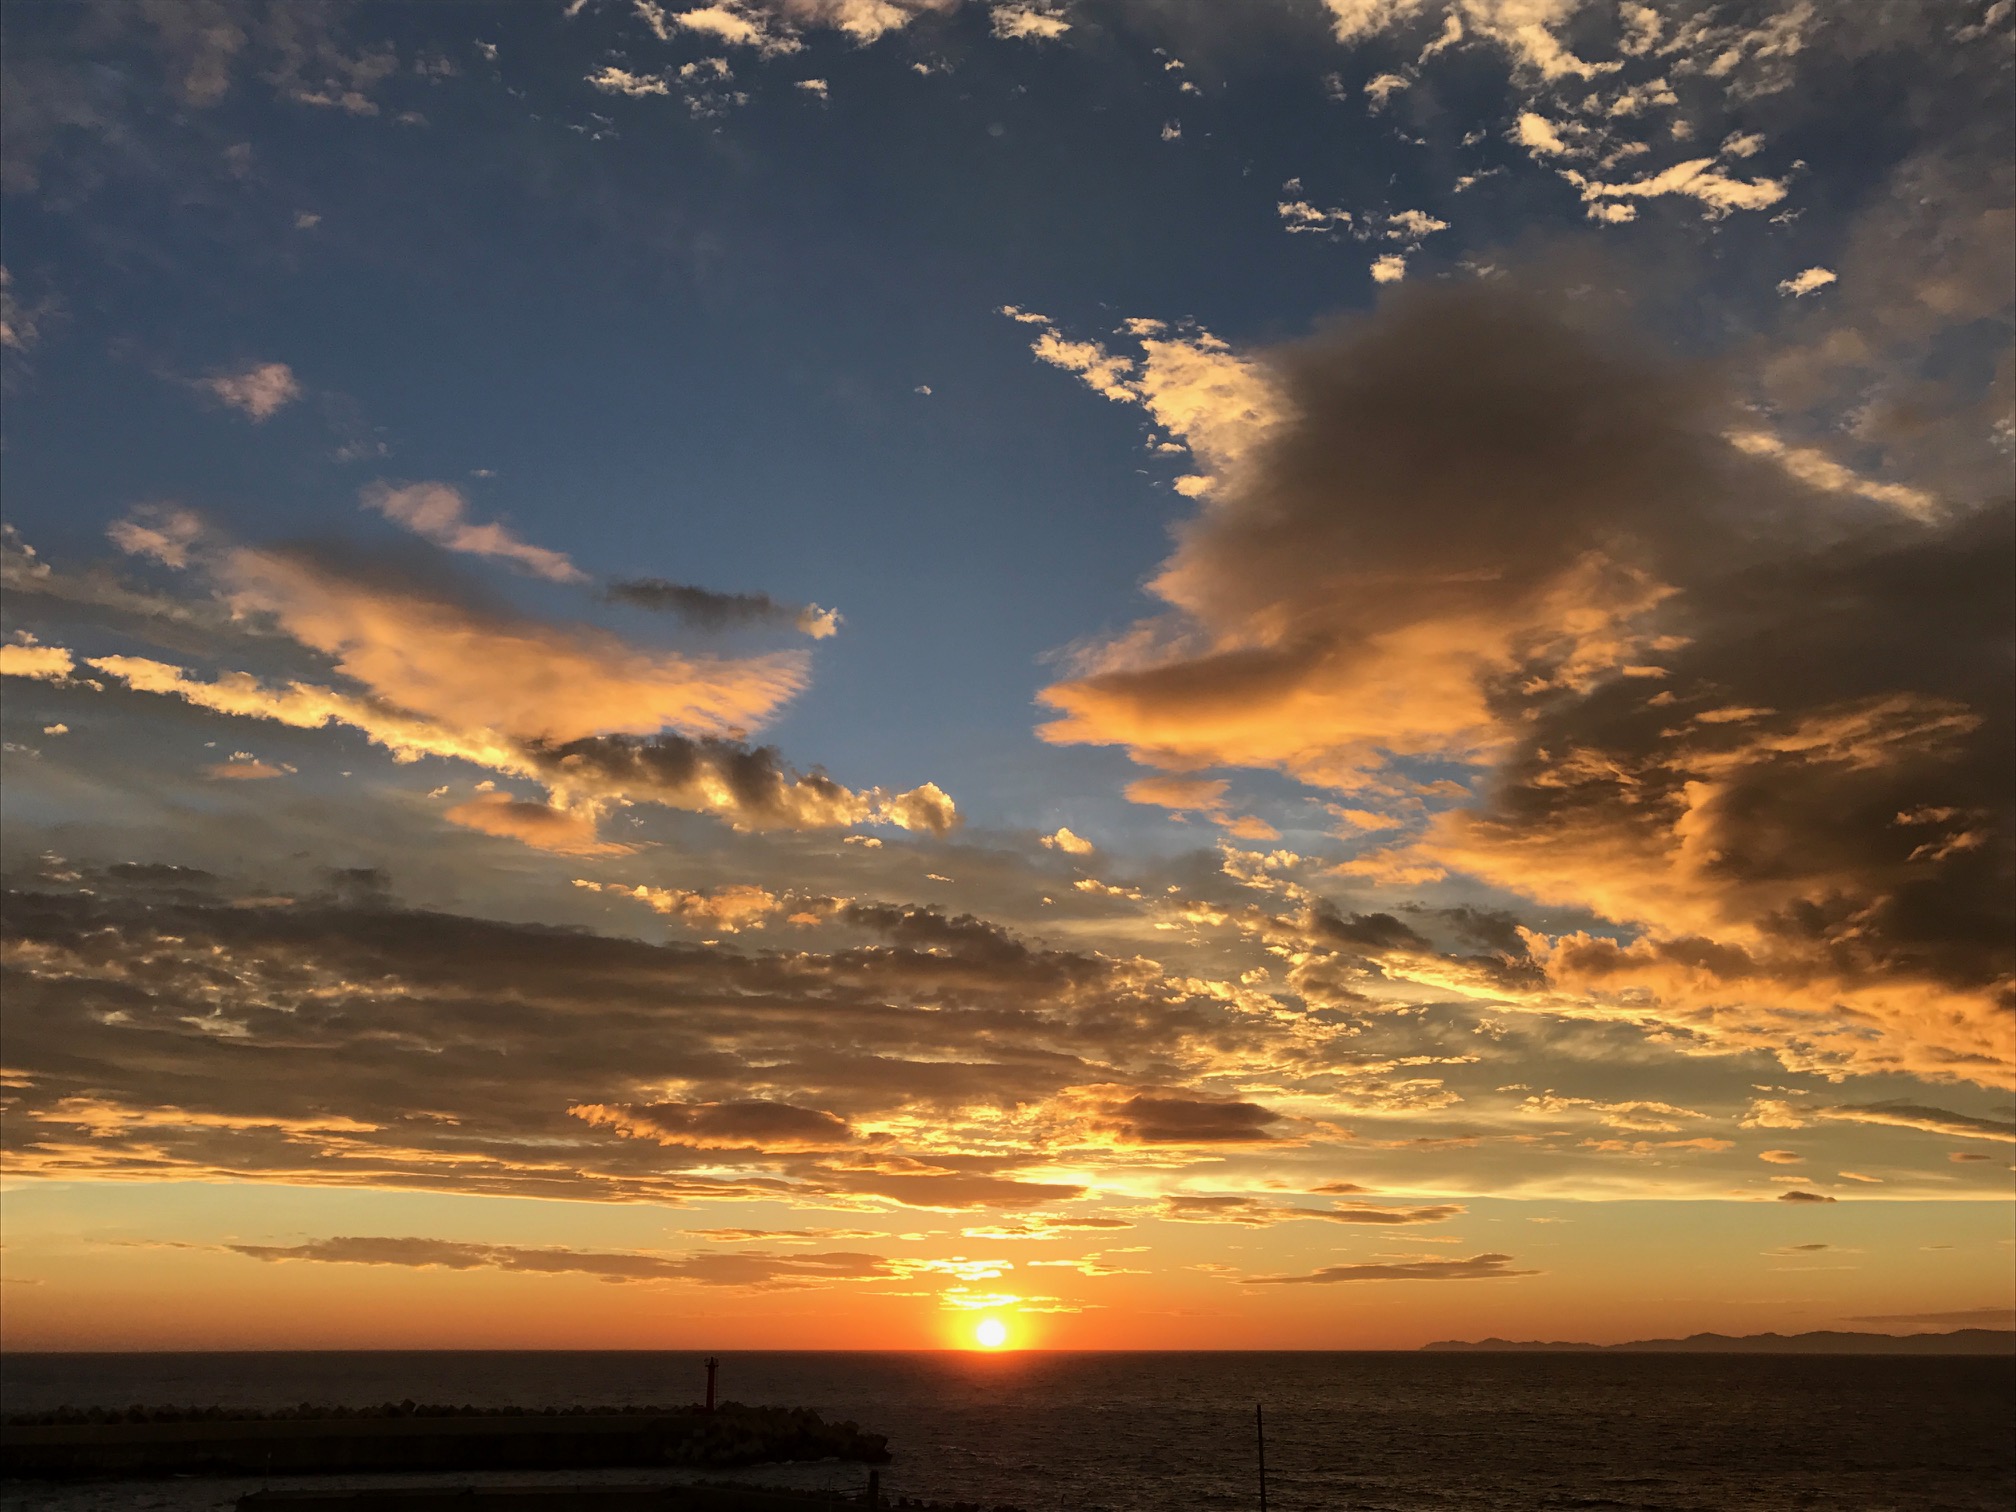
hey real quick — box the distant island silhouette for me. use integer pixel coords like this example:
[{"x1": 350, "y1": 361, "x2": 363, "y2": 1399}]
[{"x1": 1423, "y1": 1328, "x2": 2014, "y2": 1354}]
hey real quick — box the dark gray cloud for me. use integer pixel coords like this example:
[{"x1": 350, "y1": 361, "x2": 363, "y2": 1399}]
[
  {"x1": 1249, "y1": 1253, "x2": 1538, "y2": 1284},
  {"x1": 1307, "y1": 1203, "x2": 1464, "y2": 1226},
  {"x1": 1161, "y1": 1194, "x2": 1275, "y2": 1224},
  {"x1": 1096, "y1": 1094, "x2": 1282, "y2": 1145},
  {"x1": 1158, "y1": 1195, "x2": 1461, "y2": 1226},
  {"x1": 602, "y1": 579, "x2": 834, "y2": 638},
  {"x1": 1307, "y1": 907, "x2": 1431, "y2": 956},
  {"x1": 688, "y1": 1227, "x2": 883, "y2": 1242},
  {"x1": 225, "y1": 1236, "x2": 893, "y2": 1288},
  {"x1": 1847, "y1": 1308, "x2": 2016, "y2": 1328},
  {"x1": 823, "y1": 1167, "x2": 1088, "y2": 1211},
  {"x1": 532, "y1": 732, "x2": 955, "y2": 833},
  {"x1": 1821, "y1": 1101, "x2": 2016, "y2": 1143}
]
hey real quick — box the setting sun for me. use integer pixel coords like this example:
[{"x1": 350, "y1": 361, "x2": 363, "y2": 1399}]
[{"x1": 973, "y1": 1317, "x2": 1010, "y2": 1350}]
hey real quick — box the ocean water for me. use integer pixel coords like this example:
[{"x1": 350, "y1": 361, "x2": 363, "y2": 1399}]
[{"x1": 2, "y1": 1350, "x2": 2011, "y2": 1512}]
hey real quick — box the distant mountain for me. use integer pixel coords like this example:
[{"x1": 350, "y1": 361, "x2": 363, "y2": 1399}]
[{"x1": 1422, "y1": 1329, "x2": 2014, "y2": 1355}]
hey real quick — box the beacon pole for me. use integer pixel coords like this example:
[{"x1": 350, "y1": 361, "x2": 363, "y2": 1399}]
[{"x1": 1256, "y1": 1403, "x2": 1268, "y2": 1512}]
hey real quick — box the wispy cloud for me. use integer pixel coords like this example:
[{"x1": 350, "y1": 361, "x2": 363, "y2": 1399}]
[{"x1": 362, "y1": 482, "x2": 590, "y2": 583}]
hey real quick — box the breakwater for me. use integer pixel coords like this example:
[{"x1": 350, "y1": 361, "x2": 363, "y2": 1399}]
[
  {"x1": 1, "y1": 1403, "x2": 889, "y2": 1479},
  {"x1": 238, "y1": 1490, "x2": 854, "y2": 1512},
  {"x1": 235, "y1": 1485, "x2": 1022, "y2": 1512}
]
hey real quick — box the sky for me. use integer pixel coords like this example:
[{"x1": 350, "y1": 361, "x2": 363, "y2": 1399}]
[{"x1": 1, "y1": 0, "x2": 2011, "y2": 1354}]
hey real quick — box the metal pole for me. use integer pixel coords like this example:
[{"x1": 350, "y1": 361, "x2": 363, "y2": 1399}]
[
  {"x1": 705, "y1": 1356, "x2": 719, "y2": 1413},
  {"x1": 1256, "y1": 1403, "x2": 1268, "y2": 1512}
]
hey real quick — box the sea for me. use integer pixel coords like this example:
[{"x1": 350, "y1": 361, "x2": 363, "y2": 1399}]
[{"x1": 2, "y1": 1350, "x2": 2011, "y2": 1512}]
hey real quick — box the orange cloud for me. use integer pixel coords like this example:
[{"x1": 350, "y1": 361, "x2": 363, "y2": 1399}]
[
  {"x1": 0, "y1": 643, "x2": 73, "y2": 680},
  {"x1": 444, "y1": 792, "x2": 635, "y2": 856},
  {"x1": 1222, "y1": 815, "x2": 1281, "y2": 841},
  {"x1": 572, "y1": 879, "x2": 806, "y2": 932},
  {"x1": 1121, "y1": 774, "x2": 1275, "y2": 839},
  {"x1": 219, "y1": 546, "x2": 805, "y2": 745},
  {"x1": 203, "y1": 757, "x2": 289, "y2": 780},
  {"x1": 1123, "y1": 775, "x2": 1228, "y2": 811}
]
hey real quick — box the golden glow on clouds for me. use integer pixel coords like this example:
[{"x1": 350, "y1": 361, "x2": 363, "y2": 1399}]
[
  {"x1": 2, "y1": 0, "x2": 2010, "y2": 1351},
  {"x1": 1012, "y1": 286, "x2": 2012, "y2": 1090}
]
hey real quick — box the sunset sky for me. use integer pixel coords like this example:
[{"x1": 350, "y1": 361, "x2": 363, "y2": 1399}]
[{"x1": 2, "y1": 0, "x2": 2011, "y2": 1353}]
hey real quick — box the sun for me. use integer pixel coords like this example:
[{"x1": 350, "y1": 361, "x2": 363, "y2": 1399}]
[{"x1": 973, "y1": 1316, "x2": 1010, "y2": 1349}]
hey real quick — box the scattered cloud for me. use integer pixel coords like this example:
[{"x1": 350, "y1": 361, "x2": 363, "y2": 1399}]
[
  {"x1": 1364, "y1": 73, "x2": 1410, "y2": 110},
  {"x1": 990, "y1": 4, "x2": 1070, "y2": 41},
  {"x1": 1777, "y1": 266, "x2": 1837, "y2": 297},
  {"x1": 586, "y1": 67, "x2": 671, "y2": 97},
  {"x1": 1279, "y1": 200, "x2": 1353, "y2": 236},
  {"x1": 1563, "y1": 159, "x2": 1788, "y2": 222},
  {"x1": 198, "y1": 361, "x2": 300, "y2": 421},
  {"x1": 107, "y1": 506, "x2": 205, "y2": 569}
]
